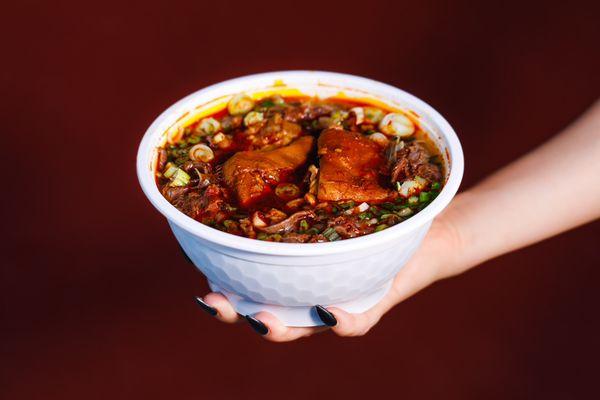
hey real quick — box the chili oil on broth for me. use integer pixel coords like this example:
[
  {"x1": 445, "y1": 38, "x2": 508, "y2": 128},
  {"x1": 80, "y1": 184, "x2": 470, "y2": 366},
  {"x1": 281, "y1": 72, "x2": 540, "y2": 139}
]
[{"x1": 155, "y1": 94, "x2": 445, "y2": 243}]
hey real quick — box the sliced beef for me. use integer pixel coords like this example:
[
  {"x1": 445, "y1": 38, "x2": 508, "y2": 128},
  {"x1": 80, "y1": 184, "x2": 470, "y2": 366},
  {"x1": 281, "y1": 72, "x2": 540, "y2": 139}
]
[
  {"x1": 222, "y1": 136, "x2": 315, "y2": 207},
  {"x1": 317, "y1": 128, "x2": 396, "y2": 203},
  {"x1": 161, "y1": 186, "x2": 203, "y2": 220},
  {"x1": 161, "y1": 185, "x2": 189, "y2": 204},
  {"x1": 327, "y1": 215, "x2": 375, "y2": 239},
  {"x1": 181, "y1": 192, "x2": 204, "y2": 220},
  {"x1": 302, "y1": 103, "x2": 335, "y2": 120},
  {"x1": 198, "y1": 184, "x2": 230, "y2": 223},
  {"x1": 161, "y1": 183, "x2": 230, "y2": 223},
  {"x1": 247, "y1": 113, "x2": 303, "y2": 149},
  {"x1": 390, "y1": 142, "x2": 442, "y2": 183}
]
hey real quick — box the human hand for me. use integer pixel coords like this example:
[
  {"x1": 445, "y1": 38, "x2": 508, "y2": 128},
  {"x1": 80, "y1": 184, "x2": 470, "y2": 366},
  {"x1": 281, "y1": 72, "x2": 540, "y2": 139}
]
[{"x1": 194, "y1": 210, "x2": 464, "y2": 342}]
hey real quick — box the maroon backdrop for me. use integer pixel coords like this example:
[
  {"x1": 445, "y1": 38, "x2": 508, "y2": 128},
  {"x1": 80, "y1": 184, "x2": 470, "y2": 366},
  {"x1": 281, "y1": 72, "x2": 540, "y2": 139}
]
[{"x1": 2, "y1": 1, "x2": 599, "y2": 399}]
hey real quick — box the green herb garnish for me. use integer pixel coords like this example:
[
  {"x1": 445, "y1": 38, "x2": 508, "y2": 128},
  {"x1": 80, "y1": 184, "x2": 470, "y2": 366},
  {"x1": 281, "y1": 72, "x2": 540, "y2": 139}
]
[
  {"x1": 375, "y1": 224, "x2": 388, "y2": 232},
  {"x1": 322, "y1": 227, "x2": 341, "y2": 241},
  {"x1": 299, "y1": 220, "x2": 309, "y2": 231}
]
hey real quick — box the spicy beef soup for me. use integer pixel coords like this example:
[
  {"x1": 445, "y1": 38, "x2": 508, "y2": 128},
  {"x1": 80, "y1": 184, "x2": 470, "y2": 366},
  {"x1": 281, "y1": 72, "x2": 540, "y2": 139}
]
[{"x1": 155, "y1": 94, "x2": 445, "y2": 243}]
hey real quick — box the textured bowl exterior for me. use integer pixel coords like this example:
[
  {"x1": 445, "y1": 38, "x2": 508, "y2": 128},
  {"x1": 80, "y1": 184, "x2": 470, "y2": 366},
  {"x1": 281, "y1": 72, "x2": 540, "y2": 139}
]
[{"x1": 171, "y1": 221, "x2": 431, "y2": 306}]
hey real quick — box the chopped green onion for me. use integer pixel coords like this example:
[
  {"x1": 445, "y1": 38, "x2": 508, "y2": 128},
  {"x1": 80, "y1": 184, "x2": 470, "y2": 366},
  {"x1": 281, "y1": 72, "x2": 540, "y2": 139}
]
[
  {"x1": 223, "y1": 220, "x2": 237, "y2": 230},
  {"x1": 379, "y1": 113, "x2": 415, "y2": 137},
  {"x1": 408, "y1": 196, "x2": 419, "y2": 205},
  {"x1": 330, "y1": 110, "x2": 349, "y2": 125},
  {"x1": 227, "y1": 93, "x2": 255, "y2": 115},
  {"x1": 299, "y1": 220, "x2": 309, "y2": 231},
  {"x1": 381, "y1": 202, "x2": 395, "y2": 210},
  {"x1": 259, "y1": 100, "x2": 275, "y2": 108},
  {"x1": 397, "y1": 208, "x2": 413, "y2": 217},
  {"x1": 163, "y1": 163, "x2": 178, "y2": 178},
  {"x1": 275, "y1": 183, "x2": 300, "y2": 200},
  {"x1": 189, "y1": 144, "x2": 214, "y2": 162},
  {"x1": 257, "y1": 232, "x2": 268, "y2": 240},
  {"x1": 375, "y1": 224, "x2": 388, "y2": 232},
  {"x1": 364, "y1": 107, "x2": 385, "y2": 124},
  {"x1": 187, "y1": 135, "x2": 201, "y2": 144},
  {"x1": 379, "y1": 214, "x2": 395, "y2": 220},
  {"x1": 169, "y1": 169, "x2": 190, "y2": 187},
  {"x1": 198, "y1": 117, "x2": 221, "y2": 136},
  {"x1": 322, "y1": 227, "x2": 341, "y2": 241},
  {"x1": 244, "y1": 111, "x2": 264, "y2": 127},
  {"x1": 201, "y1": 217, "x2": 215, "y2": 226},
  {"x1": 369, "y1": 206, "x2": 381, "y2": 216},
  {"x1": 272, "y1": 95, "x2": 285, "y2": 105},
  {"x1": 419, "y1": 191, "x2": 430, "y2": 203},
  {"x1": 431, "y1": 182, "x2": 441, "y2": 190},
  {"x1": 322, "y1": 227, "x2": 335, "y2": 236},
  {"x1": 338, "y1": 201, "x2": 355, "y2": 209},
  {"x1": 415, "y1": 176, "x2": 427, "y2": 186},
  {"x1": 358, "y1": 212, "x2": 372, "y2": 220}
]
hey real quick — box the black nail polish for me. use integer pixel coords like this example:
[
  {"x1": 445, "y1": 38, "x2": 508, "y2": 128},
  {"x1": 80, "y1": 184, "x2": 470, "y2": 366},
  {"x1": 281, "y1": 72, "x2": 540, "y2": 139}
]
[
  {"x1": 245, "y1": 315, "x2": 269, "y2": 335},
  {"x1": 315, "y1": 305, "x2": 337, "y2": 327},
  {"x1": 194, "y1": 297, "x2": 218, "y2": 317},
  {"x1": 178, "y1": 244, "x2": 193, "y2": 265}
]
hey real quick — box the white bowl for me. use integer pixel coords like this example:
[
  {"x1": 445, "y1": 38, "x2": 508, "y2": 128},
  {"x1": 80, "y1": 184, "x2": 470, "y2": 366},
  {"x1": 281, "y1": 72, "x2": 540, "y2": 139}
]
[{"x1": 137, "y1": 71, "x2": 463, "y2": 326}]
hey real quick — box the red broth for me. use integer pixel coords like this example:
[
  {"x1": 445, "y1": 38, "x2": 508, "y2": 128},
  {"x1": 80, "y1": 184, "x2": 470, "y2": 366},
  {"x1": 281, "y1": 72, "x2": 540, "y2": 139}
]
[{"x1": 155, "y1": 95, "x2": 444, "y2": 242}]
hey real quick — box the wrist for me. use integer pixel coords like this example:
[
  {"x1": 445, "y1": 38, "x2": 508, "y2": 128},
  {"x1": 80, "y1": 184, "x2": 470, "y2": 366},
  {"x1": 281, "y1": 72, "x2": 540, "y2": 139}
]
[{"x1": 430, "y1": 190, "x2": 477, "y2": 278}]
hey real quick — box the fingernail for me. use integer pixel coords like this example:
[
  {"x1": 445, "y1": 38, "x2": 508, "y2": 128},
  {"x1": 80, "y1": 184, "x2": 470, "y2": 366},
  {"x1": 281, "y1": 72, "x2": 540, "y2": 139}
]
[
  {"x1": 194, "y1": 296, "x2": 218, "y2": 317},
  {"x1": 245, "y1": 315, "x2": 269, "y2": 335},
  {"x1": 178, "y1": 244, "x2": 193, "y2": 265},
  {"x1": 315, "y1": 305, "x2": 337, "y2": 327}
]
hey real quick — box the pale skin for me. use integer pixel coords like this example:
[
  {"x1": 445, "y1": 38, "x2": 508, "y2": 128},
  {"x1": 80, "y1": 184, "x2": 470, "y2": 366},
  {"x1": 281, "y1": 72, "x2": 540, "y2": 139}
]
[{"x1": 200, "y1": 100, "x2": 600, "y2": 342}]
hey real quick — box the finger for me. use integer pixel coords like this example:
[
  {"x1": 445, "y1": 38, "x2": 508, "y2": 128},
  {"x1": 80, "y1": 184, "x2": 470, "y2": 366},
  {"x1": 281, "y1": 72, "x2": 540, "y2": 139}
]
[
  {"x1": 201, "y1": 292, "x2": 242, "y2": 323},
  {"x1": 324, "y1": 306, "x2": 378, "y2": 337},
  {"x1": 247, "y1": 311, "x2": 328, "y2": 342}
]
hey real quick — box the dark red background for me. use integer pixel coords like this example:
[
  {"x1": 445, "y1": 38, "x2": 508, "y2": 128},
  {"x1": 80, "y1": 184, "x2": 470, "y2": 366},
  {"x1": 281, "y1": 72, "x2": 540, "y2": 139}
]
[{"x1": 2, "y1": 1, "x2": 599, "y2": 399}]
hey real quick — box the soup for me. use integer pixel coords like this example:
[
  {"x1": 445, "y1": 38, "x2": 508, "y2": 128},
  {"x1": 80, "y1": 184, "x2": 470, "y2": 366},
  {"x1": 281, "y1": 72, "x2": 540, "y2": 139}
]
[{"x1": 155, "y1": 94, "x2": 444, "y2": 243}]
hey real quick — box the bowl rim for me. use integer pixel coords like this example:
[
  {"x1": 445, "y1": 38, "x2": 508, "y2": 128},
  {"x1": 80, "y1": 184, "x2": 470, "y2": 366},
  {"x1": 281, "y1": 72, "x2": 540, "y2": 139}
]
[{"x1": 137, "y1": 70, "x2": 464, "y2": 256}]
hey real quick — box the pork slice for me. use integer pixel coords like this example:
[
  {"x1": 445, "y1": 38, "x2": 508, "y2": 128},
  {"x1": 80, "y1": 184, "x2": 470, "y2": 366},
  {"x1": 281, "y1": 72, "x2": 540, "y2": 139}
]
[
  {"x1": 317, "y1": 129, "x2": 395, "y2": 203},
  {"x1": 222, "y1": 136, "x2": 314, "y2": 207}
]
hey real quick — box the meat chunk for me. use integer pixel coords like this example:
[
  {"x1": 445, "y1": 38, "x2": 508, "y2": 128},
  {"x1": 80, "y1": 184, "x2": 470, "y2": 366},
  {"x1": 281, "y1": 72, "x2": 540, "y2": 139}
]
[
  {"x1": 246, "y1": 112, "x2": 302, "y2": 150},
  {"x1": 390, "y1": 142, "x2": 442, "y2": 183},
  {"x1": 162, "y1": 184, "x2": 231, "y2": 223},
  {"x1": 327, "y1": 215, "x2": 374, "y2": 239},
  {"x1": 317, "y1": 129, "x2": 396, "y2": 203},
  {"x1": 222, "y1": 136, "x2": 315, "y2": 207}
]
